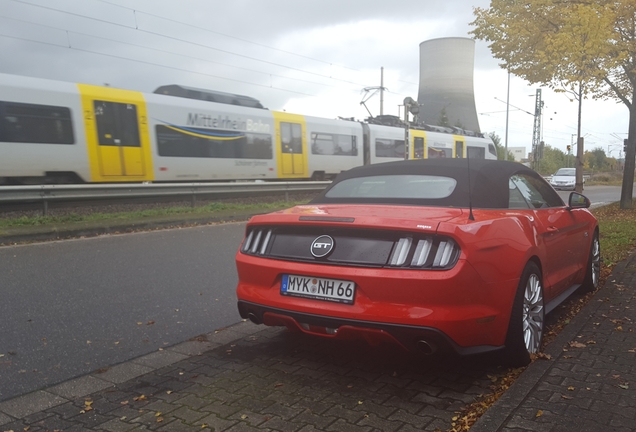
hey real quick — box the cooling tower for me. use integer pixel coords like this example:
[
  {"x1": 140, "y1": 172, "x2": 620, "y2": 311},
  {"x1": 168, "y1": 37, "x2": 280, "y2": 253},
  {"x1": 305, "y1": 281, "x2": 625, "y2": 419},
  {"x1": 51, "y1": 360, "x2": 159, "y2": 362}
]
[{"x1": 417, "y1": 37, "x2": 480, "y2": 133}]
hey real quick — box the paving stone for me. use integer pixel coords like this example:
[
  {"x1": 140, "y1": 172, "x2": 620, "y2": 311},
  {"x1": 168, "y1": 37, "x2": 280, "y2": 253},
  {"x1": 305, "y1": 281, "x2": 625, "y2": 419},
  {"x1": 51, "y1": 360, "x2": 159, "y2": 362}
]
[
  {"x1": 47, "y1": 375, "x2": 114, "y2": 399},
  {"x1": 0, "y1": 390, "x2": 67, "y2": 418},
  {"x1": 132, "y1": 350, "x2": 190, "y2": 370},
  {"x1": 94, "y1": 362, "x2": 155, "y2": 384},
  {"x1": 196, "y1": 413, "x2": 238, "y2": 430},
  {"x1": 166, "y1": 405, "x2": 209, "y2": 423},
  {"x1": 99, "y1": 417, "x2": 138, "y2": 432},
  {"x1": 0, "y1": 412, "x2": 12, "y2": 426}
]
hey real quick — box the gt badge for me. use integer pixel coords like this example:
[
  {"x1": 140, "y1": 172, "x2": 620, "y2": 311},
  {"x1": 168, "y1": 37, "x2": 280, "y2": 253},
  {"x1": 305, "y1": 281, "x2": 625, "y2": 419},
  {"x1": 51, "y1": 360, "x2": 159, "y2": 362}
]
[{"x1": 311, "y1": 235, "x2": 334, "y2": 258}]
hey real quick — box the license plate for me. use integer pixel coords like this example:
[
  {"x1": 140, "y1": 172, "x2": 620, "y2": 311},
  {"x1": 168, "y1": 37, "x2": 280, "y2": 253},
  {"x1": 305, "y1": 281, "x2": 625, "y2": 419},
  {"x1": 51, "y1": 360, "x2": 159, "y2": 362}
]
[{"x1": 281, "y1": 274, "x2": 355, "y2": 304}]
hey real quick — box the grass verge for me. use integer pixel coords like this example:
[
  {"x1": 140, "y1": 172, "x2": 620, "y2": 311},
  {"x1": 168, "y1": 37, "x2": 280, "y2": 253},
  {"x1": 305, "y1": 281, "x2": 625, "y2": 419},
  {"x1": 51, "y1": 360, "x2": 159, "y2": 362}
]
[{"x1": 0, "y1": 199, "x2": 310, "y2": 229}]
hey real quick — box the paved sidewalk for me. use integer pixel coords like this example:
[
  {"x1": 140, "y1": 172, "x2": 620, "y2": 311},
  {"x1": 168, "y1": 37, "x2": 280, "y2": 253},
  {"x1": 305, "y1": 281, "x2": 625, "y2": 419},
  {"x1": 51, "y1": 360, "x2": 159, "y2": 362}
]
[{"x1": 472, "y1": 251, "x2": 636, "y2": 432}]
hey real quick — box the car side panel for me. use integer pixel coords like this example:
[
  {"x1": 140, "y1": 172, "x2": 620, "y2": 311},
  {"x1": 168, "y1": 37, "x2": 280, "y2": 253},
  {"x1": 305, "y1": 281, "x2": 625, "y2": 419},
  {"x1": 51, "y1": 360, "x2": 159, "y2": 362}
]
[{"x1": 532, "y1": 207, "x2": 591, "y2": 296}]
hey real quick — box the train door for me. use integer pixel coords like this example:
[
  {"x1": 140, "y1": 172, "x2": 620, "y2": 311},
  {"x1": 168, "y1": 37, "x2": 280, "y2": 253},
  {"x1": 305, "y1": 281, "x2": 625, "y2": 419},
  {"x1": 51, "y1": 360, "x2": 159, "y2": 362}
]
[
  {"x1": 454, "y1": 136, "x2": 466, "y2": 158},
  {"x1": 93, "y1": 101, "x2": 143, "y2": 176},
  {"x1": 273, "y1": 111, "x2": 307, "y2": 178},
  {"x1": 78, "y1": 84, "x2": 154, "y2": 182}
]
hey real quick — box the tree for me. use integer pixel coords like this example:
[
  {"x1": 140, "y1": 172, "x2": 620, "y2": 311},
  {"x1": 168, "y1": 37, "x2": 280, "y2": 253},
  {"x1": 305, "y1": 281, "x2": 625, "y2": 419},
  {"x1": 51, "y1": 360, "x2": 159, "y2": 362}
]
[
  {"x1": 488, "y1": 132, "x2": 515, "y2": 161},
  {"x1": 471, "y1": 1, "x2": 636, "y2": 207},
  {"x1": 590, "y1": 147, "x2": 609, "y2": 170},
  {"x1": 537, "y1": 145, "x2": 567, "y2": 176}
]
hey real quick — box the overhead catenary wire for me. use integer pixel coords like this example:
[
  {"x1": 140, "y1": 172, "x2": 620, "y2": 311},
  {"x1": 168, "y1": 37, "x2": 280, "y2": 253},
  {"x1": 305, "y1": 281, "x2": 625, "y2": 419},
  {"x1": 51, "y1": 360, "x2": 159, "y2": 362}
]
[{"x1": 6, "y1": 0, "x2": 384, "y2": 90}]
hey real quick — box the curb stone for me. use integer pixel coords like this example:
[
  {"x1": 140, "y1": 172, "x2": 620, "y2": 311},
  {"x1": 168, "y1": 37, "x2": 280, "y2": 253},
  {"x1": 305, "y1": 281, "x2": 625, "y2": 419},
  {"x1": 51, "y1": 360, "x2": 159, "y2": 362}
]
[{"x1": 0, "y1": 321, "x2": 261, "y2": 426}]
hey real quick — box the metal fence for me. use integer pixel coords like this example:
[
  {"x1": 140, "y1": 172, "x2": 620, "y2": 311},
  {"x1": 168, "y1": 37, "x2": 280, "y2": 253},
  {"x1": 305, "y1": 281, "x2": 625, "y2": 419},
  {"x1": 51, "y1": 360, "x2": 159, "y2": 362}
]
[{"x1": 0, "y1": 181, "x2": 331, "y2": 215}]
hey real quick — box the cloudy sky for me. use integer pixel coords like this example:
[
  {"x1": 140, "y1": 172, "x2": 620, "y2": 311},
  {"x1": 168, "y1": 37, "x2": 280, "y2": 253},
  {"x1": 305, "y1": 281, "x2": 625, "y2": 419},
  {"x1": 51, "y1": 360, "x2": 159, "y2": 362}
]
[{"x1": 0, "y1": 0, "x2": 630, "y2": 159}]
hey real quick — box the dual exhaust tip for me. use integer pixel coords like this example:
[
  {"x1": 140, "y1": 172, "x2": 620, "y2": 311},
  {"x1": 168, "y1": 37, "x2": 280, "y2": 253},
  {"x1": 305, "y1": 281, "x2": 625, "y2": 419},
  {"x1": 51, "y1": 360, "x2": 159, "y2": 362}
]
[{"x1": 247, "y1": 311, "x2": 438, "y2": 355}]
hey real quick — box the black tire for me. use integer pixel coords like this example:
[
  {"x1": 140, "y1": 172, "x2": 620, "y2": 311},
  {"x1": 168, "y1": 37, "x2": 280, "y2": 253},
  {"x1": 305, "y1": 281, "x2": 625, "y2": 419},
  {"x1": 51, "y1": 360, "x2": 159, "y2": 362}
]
[
  {"x1": 502, "y1": 262, "x2": 545, "y2": 367},
  {"x1": 580, "y1": 231, "x2": 600, "y2": 294}
]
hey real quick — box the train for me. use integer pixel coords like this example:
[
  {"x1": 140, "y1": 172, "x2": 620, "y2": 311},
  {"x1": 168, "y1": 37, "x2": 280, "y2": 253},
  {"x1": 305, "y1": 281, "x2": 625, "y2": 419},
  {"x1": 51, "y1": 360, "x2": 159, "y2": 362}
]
[{"x1": 0, "y1": 72, "x2": 497, "y2": 185}]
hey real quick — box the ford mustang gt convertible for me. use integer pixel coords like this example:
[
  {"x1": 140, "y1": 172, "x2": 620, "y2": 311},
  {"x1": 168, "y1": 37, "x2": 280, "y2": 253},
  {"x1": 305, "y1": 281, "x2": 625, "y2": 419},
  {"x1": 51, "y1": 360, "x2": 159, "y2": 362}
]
[{"x1": 235, "y1": 159, "x2": 600, "y2": 366}]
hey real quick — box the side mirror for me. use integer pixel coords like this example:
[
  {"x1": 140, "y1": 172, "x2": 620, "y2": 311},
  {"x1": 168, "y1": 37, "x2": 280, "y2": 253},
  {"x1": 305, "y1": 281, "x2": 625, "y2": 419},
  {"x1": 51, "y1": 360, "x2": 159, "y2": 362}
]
[{"x1": 567, "y1": 192, "x2": 590, "y2": 210}]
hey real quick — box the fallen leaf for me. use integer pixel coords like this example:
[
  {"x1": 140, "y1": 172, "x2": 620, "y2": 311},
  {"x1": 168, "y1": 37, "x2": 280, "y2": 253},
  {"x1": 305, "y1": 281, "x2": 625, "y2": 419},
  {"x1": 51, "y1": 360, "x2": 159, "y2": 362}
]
[
  {"x1": 536, "y1": 409, "x2": 543, "y2": 418},
  {"x1": 166, "y1": 391, "x2": 173, "y2": 395},
  {"x1": 155, "y1": 412, "x2": 162, "y2": 417},
  {"x1": 619, "y1": 384, "x2": 629, "y2": 390},
  {"x1": 156, "y1": 417, "x2": 163, "y2": 423},
  {"x1": 561, "y1": 395, "x2": 572, "y2": 400},
  {"x1": 120, "y1": 400, "x2": 129, "y2": 405},
  {"x1": 567, "y1": 386, "x2": 575, "y2": 391},
  {"x1": 146, "y1": 321, "x2": 155, "y2": 325},
  {"x1": 569, "y1": 342, "x2": 586, "y2": 348}
]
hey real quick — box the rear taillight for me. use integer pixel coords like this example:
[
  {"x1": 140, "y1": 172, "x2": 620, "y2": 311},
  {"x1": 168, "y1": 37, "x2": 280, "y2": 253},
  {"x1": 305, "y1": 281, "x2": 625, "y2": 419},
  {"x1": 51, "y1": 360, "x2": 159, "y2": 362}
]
[
  {"x1": 389, "y1": 236, "x2": 460, "y2": 269},
  {"x1": 241, "y1": 228, "x2": 273, "y2": 256}
]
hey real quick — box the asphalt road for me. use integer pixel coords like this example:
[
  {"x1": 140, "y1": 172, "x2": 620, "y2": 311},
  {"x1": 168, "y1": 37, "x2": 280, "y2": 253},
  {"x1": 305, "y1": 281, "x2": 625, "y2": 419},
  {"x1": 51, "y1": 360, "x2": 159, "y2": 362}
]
[
  {"x1": 555, "y1": 184, "x2": 627, "y2": 208},
  {"x1": 0, "y1": 223, "x2": 245, "y2": 402},
  {"x1": 0, "y1": 185, "x2": 629, "y2": 403}
]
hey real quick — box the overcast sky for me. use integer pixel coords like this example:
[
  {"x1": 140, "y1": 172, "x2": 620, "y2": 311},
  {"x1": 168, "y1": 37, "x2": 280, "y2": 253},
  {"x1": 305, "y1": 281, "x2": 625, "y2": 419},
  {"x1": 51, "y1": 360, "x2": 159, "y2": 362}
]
[{"x1": 0, "y1": 0, "x2": 630, "y2": 159}]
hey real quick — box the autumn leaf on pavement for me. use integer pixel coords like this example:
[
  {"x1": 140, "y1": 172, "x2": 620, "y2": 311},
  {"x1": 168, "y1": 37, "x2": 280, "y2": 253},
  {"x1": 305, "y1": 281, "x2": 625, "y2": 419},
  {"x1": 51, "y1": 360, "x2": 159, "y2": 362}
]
[
  {"x1": 569, "y1": 342, "x2": 586, "y2": 348},
  {"x1": 536, "y1": 409, "x2": 543, "y2": 418}
]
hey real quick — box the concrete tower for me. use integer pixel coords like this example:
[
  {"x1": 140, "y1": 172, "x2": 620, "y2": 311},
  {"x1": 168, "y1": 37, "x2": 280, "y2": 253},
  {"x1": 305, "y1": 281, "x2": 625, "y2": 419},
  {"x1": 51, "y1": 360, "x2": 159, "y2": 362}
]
[{"x1": 417, "y1": 37, "x2": 480, "y2": 133}]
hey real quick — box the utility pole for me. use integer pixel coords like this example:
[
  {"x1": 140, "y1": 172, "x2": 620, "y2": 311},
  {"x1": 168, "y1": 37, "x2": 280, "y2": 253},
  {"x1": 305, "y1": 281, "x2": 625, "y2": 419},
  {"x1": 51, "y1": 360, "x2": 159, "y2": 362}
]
[
  {"x1": 531, "y1": 89, "x2": 543, "y2": 171},
  {"x1": 380, "y1": 67, "x2": 384, "y2": 116}
]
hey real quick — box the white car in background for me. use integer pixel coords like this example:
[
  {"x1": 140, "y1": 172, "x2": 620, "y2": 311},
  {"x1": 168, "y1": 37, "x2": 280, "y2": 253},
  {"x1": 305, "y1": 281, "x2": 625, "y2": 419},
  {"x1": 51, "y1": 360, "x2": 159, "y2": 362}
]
[{"x1": 550, "y1": 168, "x2": 576, "y2": 190}]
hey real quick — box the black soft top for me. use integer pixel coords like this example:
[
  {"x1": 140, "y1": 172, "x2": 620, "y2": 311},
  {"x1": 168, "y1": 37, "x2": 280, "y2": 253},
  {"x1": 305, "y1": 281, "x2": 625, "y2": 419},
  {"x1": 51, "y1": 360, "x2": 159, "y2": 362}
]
[{"x1": 311, "y1": 159, "x2": 557, "y2": 209}]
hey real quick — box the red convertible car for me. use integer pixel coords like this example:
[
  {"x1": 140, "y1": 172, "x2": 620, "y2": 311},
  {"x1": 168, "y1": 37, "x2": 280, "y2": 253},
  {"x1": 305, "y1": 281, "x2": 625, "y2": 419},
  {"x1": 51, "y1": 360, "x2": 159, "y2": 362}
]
[{"x1": 235, "y1": 159, "x2": 599, "y2": 365}]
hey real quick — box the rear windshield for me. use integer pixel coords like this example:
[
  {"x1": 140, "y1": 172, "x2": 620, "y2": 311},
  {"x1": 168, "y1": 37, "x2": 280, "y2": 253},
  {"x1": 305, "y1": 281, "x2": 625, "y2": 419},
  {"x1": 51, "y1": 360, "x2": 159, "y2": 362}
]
[{"x1": 324, "y1": 175, "x2": 457, "y2": 200}]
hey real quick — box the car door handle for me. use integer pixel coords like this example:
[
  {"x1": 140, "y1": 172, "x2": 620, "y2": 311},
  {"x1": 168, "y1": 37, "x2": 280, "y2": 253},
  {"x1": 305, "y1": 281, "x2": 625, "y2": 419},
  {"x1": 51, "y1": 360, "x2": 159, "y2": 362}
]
[{"x1": 546, "y1": 226, "x2": 559, "y2": 232}]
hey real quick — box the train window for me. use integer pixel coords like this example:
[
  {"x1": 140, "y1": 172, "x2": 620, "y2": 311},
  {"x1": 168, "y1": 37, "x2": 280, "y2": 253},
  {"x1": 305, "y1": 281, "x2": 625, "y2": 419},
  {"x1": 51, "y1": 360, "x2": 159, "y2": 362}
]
[
  {"x1": 280, "y1": 122, "x2": 302, "y2": 154},
  {"x1": 0, "y1": 101, "x2": 74, "y2": 144},
  {"x1": 488, "y1": 143, "x2": 497, "y2": 156},
  {"x1": 467, "y1": 146, "x2": 485, "y2": 159},
  {"x1": 155, "y1": 125, "x2": 273, "y2": 159},
  {"x1": 375, "y1": 138, "x2": 404, "y2": 158},
  {"x1": 413, "y1": 137, "x2": 424, "y2": 158},
  {"x1": 428, "y1": 147, "x2": 452, "y2": 158},
  {"x1": 455, "y1": 141, "x2": 464, "y2": 158},
  {"x1": 93, "y1": 101, "x2": 141, "y2": 147},
  {"x1": 311, "y1": 132, "x2": 358, "y2": 156}
]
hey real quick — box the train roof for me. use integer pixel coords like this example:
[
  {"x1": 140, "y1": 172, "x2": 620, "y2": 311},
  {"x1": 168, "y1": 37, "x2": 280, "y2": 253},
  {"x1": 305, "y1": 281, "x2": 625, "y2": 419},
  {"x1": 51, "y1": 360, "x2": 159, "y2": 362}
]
[{"x1": 153, "y1": 84, "x2": 265, "y2": 109}]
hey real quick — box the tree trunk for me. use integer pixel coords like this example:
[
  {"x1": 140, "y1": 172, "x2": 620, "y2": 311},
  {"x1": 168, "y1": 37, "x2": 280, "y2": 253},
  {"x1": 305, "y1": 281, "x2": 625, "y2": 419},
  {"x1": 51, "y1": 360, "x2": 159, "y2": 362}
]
[{"x1": 619, "y1": 89, "x2": 636, "y2": 209}]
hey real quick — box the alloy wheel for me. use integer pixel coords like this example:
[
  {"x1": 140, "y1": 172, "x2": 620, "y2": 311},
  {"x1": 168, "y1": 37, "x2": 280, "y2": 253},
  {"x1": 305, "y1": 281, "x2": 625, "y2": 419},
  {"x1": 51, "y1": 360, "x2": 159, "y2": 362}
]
[
  {"x1": 522, "y1": 273, "x2": 544, "y2": 353},
  {"x1": 591, "y1": 236, "x2": 600, "y2": 288}
]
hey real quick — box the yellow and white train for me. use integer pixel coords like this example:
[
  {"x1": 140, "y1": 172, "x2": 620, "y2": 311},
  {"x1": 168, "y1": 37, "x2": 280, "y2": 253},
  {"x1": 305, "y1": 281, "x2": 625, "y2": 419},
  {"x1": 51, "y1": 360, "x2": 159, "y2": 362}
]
[{"x1": 0, "y1": 73, "x2": 497, "y2": 185}]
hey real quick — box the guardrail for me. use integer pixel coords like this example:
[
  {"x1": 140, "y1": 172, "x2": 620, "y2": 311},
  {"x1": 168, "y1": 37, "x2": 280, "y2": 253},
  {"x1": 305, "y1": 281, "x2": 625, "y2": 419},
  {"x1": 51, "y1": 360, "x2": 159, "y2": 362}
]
[{"x1": 0, "y1": 181, "x2": 331, "y2": 215}]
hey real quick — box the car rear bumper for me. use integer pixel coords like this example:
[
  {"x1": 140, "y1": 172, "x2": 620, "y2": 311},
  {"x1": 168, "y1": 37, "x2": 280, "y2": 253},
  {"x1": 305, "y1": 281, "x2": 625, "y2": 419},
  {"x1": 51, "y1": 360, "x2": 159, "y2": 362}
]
[
  {"x1": 237, "y1": 300, "x2": 503, "y2": 356},
  {"x1": 236, "y1": 253, "x2": 518, "y2": 350}
]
